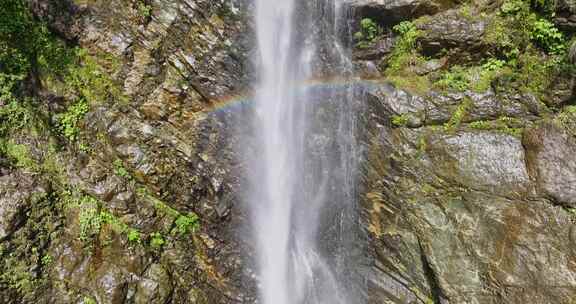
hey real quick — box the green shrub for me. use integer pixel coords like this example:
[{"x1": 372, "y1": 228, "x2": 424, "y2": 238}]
[
  {"x1": 56, "y1": 98, "x2": 89, "y2": 142},
  {"x1": 354, "y1": 18, "x2": 380, "y2": 48},
  {"x1": 78, "y1": 196, "x2": 102, "y2": 243},
  {"x1": 436, "y1": 66, "x2": 470, "y2": 92},
  {"x1": 137, "y1": 2, "x2": 152, "y2": 18},
  {"x1": 150, "y1": 232, "x2": 165, "y2": 249},
  {"x1": 387, "y1": 21, "x2": 421, "y2": 72},
  {"x1": 41, "y1": 254, "x2": 53, "y2": 266},
  {"x1": 531, "y1": 18, "x2": 566, "y2": 54},
  {"x1": 173, "y1": 214, "x2": 199, "y2": 236},
  {"x1": 501, "y1": 0, "x2": 526, "y2": 16},
  {"x1": 391, "y1": 114, "x2": 409, "y2": 127},
  {"x1": 113, "y1": 159, "x2": 131, "y2": 179},
  {"x1": 83, "y1": 296, "x2": 97, "y2": 304},
  {"x1": 127, "y1": 229, "x2": 141, "y2": 244},
  {"x1": 4, "y1": 141, "x2": 36, "y2": 169}
]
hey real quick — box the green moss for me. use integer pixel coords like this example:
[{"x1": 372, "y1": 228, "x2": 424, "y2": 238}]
[
  {"x1": 174, "y1": 214, "x2": 199, "y2": 236},
  {"x1": 83, "y1": 296, "x2": 97, "y2": 304},
  {"x1": 388, "y1": 74, "x2": 431, "y2": 96},
  {"x1": 113, "y1": 159, "x2": 132, "y2": 180},
  {"x1": 354, "y1": 18, "x2": 381, "y2": 48},
  {"x1": 55, "y1": 98, "x2": 89, "y2": 142},
  {"x1": 0, "y1": 259, "x2": 36, "y2": 295},
  {"x1": 78, "y1": 196, "x2": 102, "y2": 243},
  {"x1": 391, "y1": 114, "x2": 409, "y2": 127},
  {"x1": 445, "y1": 98, "x2": 472, "y2": 131},
  {"x1": 138, "y1": 187, "x2": 201, "y2": 237},
  {"x1": 469, "y1": 120, "x2": 491, "y2": 130},
  {"x1": 150, "y1": 232, "x2": 165, "y2": 249},
  {"x1": 467, "y1": 117, "x2": 523, "y2": 137},
  {"x1": 2, "y1": 140, "x2": 37, "y2": 169}
]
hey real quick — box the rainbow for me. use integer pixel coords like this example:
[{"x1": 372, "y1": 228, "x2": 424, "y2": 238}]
[{"x1": 202, "y1": 77, "x2": 385, "y2": 115}]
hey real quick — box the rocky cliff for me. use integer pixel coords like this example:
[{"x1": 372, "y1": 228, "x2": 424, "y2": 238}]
[{"x1": 0, "y1": 0, "x2": 575, "y2": 303}]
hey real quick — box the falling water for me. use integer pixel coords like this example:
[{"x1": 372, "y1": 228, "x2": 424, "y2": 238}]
[{"x1": 244, "y1": 0, "x2": 365, "y2": 303}]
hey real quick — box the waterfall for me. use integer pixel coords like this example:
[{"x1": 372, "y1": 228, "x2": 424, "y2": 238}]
[{"x1": 243, "y1": 0, "x2": 365, "y2": 303}]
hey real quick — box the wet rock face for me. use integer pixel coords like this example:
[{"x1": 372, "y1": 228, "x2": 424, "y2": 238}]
[
  {"x1": 346, "y1": 0, "x2": 458, "y2": 25},
  {"x1": 524, "y1": 123, "x2": 576, "y2": 207},
  {"x1": 417, "y1": 8, "x2": 489, "y2": 60},
  {"x1": 426, "y1": 131, "x2": 531, "y2": 196},
  {"x1": 361, "y1": 83, "x2": 576, "y2": 304},
  {"x1": 0, "y1": 172, "x2": 46, "y2": 241},
  {"x1": 0, "y1": 0, "x2": 254, "y2": 303}
]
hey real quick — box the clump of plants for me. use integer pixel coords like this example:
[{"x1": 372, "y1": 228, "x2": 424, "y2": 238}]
[
  {"x1": 56, "y1": 98, "x2": 89, "y2": 142},
  {"x1": 149, "y1": 232, "x2": 165, "y2": 249},
  {"x1": 531, "y1": 18, "x2": 566, "y2": 54},
  {"x1": 354, "y1": 18, "x2": 381, "y2": 49}
]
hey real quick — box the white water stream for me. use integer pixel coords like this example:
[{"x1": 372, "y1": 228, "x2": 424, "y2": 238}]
[{"x1": 245, "y1": 1, "x2": 364, "y2": 303}]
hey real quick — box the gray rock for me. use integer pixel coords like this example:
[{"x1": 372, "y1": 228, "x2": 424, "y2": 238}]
[
  {"x1": 427, "y1": 131, "x2": 531, "y2": 196},
  {"x1": 0, "y1": 172, "x2": 46, "y2": 241},
  {"x1": 346, "y1": 0, "x2": 458, "y2": 25},
  {"x1": 417, "y1": 9, "x2": 489, "y2": 60},
  {"x1": 134, "y1": 264, "x2": 172, "y2": 304},
  {"x1": 524, "y1": 122, "x2": 576, "y2": 207}
]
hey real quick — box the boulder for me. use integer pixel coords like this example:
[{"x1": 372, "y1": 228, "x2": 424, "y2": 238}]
[
  {"x1": 0, "y1": 172, "x2": 46, "y2": 241},
  {"x1": 417, "y1": 9, "x2": 490, "y2": 60},
  {"x1": 346, "y1": 0, "x2": 458, "y2": 25},
  {"x1": 524, "y1": 122, "x2": 576, "y2": 207}
]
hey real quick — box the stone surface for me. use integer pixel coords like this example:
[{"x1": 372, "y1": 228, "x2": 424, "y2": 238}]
[
  {"x1": 346, "y1": 0, "x2": 458, "y2": 25},
  {"x1": 361, "y1": 91, "x2": 576, "y2": 303},
  {"x1": 0, "y1": 172, "x2": 46, "y2": 241},
  {"x1": 417, "y1": 8, "x2": 490, "y2": 60},
  {"x1": 524, "y1": 122, "x2": 576, "y2": 207}
]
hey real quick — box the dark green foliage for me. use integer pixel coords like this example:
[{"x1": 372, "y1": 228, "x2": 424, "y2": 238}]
[
  {"x1": 149, "y1": 232, "x2": 165, "y2": 249},
  {"x1": 55, "y1": 98, "x2": 89, "y2": 142},
  {"x1": 0, "y1": 0, "x2": 73, "y2": 80},
  {"x1": 354, "y1": 18, "x2": 381, "y2": 48},
  {"x1": 0, "y1": 191, "x2": 63, "y2": 301},
  {"x1": 531, "y1": 18, "x2": 566, "y2": 54}
]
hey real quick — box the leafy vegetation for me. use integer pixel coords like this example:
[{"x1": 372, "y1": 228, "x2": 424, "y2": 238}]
[
  {"x1": 56, "y1": 98, "x2": 89, "y2": 142},
  {"x1": 444, "y1": 98, "x2": 472, "y2": 131},
  {"x1": 78, "y1": 196, "x2": 102, "y2": 243},
  {"x1": 391, "y1": 114, "x2": 409, "y2": 127},
  {"x1": 149, "y1": 232, "x2": 165, "y2": 249},
  {"x1": 387, "y1": 21, "x2": 422, "y2": 73},
  {"x1": 354, "y1": 18, "x2": 381, "y2": 48},
  {"x1": 2, "y1": 140, "x2": 37, "y2": 169},
  {"x1": 531, "y1": 18, "x2": 566, "y2": 54},
  {"x1": 113, "y1": 159, "x2": 132, "y2": 179},
  {"x1": 137, "y1": 2, "x2": 153, "y2": 18},
  {"x1": 138, "y1": 187, "x2": 200, "y2": 237}
]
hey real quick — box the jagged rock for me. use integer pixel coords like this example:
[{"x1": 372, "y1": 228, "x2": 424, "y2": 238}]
[
  {"x1": 417, "y1": 8, "x2": 490, "y2": 60},
  {"x1": 134, "y1": 264, "x2": 172, "y2": 304},
  {"x1": 363, "y1": 81, "x2": 541, "y2": 126},
  {"x1": 353, "y1": 35, "x2": 396, "y2": 60},
  {"x1": 425, "y1": 131, "x2": 531, "y2": 196},
  {"x1": 362, "y1": 106, "x2": 576, "y2": 303},
  {"x1": 524, "y1": 122, "x2": 576, "y2": 207},
  {"x1": 0, "y1": 172, "x2": 46, "y2": 241},
  {"x1": 346, "y1": 0, "x2": 458, "y2": 25}
]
